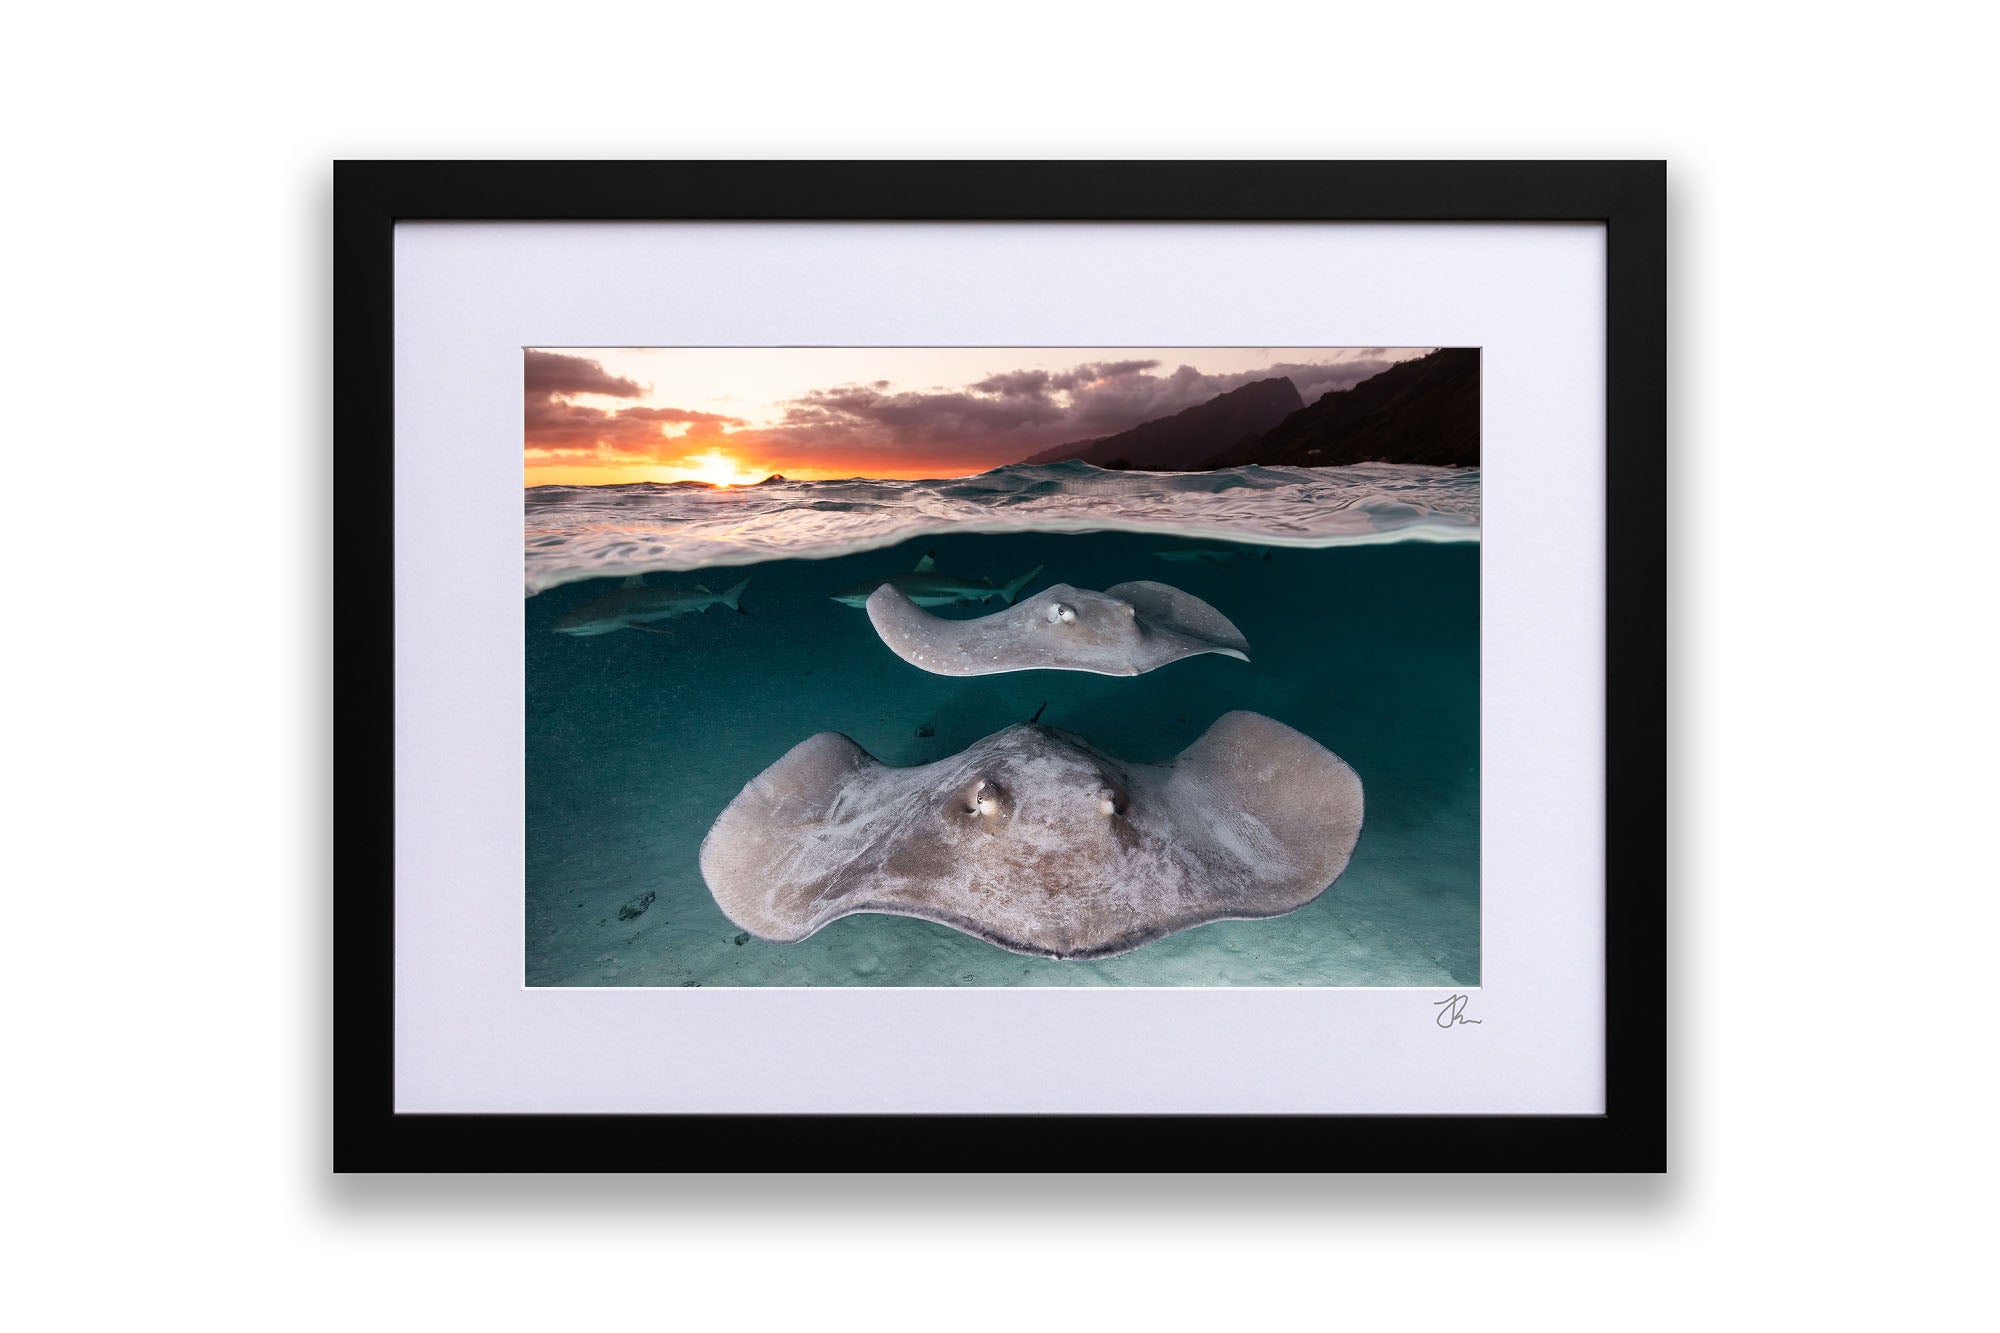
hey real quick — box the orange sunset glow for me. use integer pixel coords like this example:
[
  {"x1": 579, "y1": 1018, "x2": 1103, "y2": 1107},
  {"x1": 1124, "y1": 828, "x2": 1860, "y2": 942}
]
[
  {"x1": 524, "y1": 346, "x2": 1431, "y2": 487},
  {"x1": 667, "y1": 450, "x2": 768, "y2": 487}
]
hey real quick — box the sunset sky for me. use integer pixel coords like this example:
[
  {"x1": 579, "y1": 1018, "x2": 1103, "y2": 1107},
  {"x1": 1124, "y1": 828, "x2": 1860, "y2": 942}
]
[{"x1": 524, "y1": 346, "x2": 1431, "y2": 486}]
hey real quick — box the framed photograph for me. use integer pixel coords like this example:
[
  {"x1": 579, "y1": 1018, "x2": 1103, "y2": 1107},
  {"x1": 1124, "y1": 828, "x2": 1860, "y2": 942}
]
[{"x1": 338, "y1": 160, "x2": 1665, "y2": 1170}]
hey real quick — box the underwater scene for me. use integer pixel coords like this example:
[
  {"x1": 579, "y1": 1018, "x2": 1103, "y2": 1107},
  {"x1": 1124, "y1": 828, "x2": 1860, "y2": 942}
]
[{"x1": 525, "y1": 461, "x2": 1480, "y2": 987}]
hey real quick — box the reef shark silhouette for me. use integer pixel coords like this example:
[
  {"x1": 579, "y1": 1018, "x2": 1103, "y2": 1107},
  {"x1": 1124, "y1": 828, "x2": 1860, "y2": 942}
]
[
  {"x1": 553, "y1": 574, "x2": 751, "y2": 636},
  {"x1": 830, "y1": 552, "x2": 1043, "y2": 609}
]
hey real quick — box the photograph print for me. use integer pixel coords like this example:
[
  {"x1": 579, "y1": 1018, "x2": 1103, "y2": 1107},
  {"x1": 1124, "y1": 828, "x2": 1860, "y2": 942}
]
[{"x1": 524, "y1": 346, "x2": 1480, "y2": 987}]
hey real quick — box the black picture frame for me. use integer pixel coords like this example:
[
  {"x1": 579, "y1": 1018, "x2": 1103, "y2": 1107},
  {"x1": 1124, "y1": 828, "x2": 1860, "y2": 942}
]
[{"x1": 336, "y1": 160, "x2": 1665, "y2": 1172}]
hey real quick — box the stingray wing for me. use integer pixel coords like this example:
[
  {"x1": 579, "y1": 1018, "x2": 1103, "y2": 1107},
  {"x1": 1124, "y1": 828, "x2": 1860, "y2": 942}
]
[
  {"x1": 699, "y1": 732, "x2": 889, "y2": 941},
  {"x1": 1105, "y1": 581, "x2": 1251, "y2": 665},
  {"x1": 1151, "y1": 711, "x2": 1363, "y2": 917},
  {"x1": 701, "y1": 732, "x2": 991, "y2": 943}
]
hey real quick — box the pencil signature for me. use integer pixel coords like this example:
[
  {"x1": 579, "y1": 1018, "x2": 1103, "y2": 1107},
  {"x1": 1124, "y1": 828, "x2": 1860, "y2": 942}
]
[{"x1": 1433, "y1": 993, "x2": 1482, "y2": 1028}]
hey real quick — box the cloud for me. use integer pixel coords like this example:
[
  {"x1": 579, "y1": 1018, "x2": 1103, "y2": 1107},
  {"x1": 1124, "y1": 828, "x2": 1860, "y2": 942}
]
[
  {"x1": 524, "y1": 352, "x2": 745, "y2": 463},
  {"x1": 1052, "y1": 359, "x2": 1161, "y2": 389},
  {"x1": 775, "y1": 382, "x2": 1073, "y2": 445},
  {"x1": 524, "y1": 349, "x2": 647, "y2": 400},
  {"x1": 968, "y1": 368, "x2": 1054, "y2": 397},
  {"x1": 968, "y1": 360, "x2": 1162, "y2": 398}
]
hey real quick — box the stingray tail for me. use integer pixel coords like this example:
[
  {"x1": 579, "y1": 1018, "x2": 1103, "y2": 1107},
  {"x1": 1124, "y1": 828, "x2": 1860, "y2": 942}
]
[
  {"x1": 719, "y1": 575, "x2": 752, "y2": 614},
  {"x1": 1002, "y1": 564, "x2": 1044, "y2": 605}
]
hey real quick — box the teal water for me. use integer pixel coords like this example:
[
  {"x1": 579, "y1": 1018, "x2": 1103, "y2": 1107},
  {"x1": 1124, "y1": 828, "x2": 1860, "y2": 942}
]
[{"x1": 525, "y1": 530, "x2": 1478, "y2": 987}]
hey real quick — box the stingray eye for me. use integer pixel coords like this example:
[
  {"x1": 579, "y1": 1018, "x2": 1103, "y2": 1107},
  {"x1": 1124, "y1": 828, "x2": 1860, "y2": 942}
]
[
  {"x1": 1095, "y1": 786, "x2": 1123, "y2": 817},
  {"x1": 1046, "y1": 602, "x2": 1077, "y2": 625},
  {"x1": 966, "y1": 778, "x2": 1009, "y2": 818}
]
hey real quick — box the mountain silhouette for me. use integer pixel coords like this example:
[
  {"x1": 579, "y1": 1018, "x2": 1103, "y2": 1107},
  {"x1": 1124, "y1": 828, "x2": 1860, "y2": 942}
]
[
  {"x1": 1205, "y1": 348, "x2": 1479, "y2": 469},
  {"x1": 1019, "y1": 376, "x2": 1305, "y2": 470}
]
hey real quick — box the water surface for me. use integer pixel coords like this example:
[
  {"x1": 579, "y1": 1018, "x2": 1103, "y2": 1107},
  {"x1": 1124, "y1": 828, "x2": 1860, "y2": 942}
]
[{"x1": 526, "y1": 460, "x2": 1480, "y2": 593}]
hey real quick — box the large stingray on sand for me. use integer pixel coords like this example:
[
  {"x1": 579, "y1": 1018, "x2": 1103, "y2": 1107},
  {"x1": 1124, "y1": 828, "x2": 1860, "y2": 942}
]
[
  {"x1": 865, "y1": 580, "x2": 1249, "y2": 677},
  {"x1": 699, "y1": 713, "x2": 1363, "y2": 960}
]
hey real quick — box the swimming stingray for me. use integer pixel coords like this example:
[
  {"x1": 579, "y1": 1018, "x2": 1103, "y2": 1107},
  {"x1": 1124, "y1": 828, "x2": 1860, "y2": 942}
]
[
  {"x1": 699, "y1": 712, "x2": 1363, "y2": 960},
  {"x1": 865, "y1": 579, "x2": 1249, "y2": 676}
]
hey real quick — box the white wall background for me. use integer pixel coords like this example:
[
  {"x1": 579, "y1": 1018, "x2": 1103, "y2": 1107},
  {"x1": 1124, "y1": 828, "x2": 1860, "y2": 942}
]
[{"x1": 4, "y1": 2, "x2": 1989, "y2": 1329}]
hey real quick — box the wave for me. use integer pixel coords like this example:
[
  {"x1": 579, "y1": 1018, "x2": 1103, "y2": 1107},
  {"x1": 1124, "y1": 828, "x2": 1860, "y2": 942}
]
[{"x1": 524, "y1": 460, "x2": 1479, "y2": 595}]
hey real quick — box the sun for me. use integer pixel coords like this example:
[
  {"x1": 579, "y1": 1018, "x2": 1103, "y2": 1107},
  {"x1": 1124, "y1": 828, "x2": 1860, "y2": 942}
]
[{"x1": 671, "y1": 451, "x2": 766, "y2": 487}]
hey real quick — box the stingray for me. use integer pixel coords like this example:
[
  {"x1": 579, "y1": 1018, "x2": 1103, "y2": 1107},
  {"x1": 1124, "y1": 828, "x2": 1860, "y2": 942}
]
[
  {"x1": 865, "y1": 579, "x2": 1249, "y2": 677},
  {"x1": 699, "y1": 712, "x2": 1363, "y2": 960}
]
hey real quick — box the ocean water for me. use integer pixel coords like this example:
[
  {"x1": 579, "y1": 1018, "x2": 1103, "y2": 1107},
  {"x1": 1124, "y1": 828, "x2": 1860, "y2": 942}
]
[
  {"x1": 525, "y1": 464, "x2": 1479, "y2": 987},
  {"x1": 525, "y1": 459, "x2": 1480, "y2": 594}
]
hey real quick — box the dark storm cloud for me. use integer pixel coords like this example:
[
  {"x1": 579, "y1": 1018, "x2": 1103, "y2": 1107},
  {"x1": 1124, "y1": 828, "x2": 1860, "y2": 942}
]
[{"x1": 523, "y1": 352, "x2": 744, "y2": 460}]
